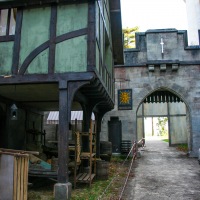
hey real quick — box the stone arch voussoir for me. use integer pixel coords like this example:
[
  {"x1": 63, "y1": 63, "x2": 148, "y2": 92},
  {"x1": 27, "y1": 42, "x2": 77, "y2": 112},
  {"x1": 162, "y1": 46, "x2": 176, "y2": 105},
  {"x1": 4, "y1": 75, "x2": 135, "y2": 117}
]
[{"x1": 135, "y1": 83, "x2": 191, "y2": 114}]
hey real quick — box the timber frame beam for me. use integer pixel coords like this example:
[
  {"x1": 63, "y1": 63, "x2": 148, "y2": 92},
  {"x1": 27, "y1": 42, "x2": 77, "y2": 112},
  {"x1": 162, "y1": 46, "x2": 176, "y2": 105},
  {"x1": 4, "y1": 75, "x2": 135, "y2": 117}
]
[
  {"x1": 0, "y1": 0, "x2": 94, "y2": 9},
  {"x1": 0, "y1": 72, "x2": 95, "y2": 84}
]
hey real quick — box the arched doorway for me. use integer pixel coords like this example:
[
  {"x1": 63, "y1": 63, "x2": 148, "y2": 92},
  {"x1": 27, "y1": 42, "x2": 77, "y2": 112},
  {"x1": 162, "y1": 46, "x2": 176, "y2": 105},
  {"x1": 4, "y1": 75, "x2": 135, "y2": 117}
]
[{"x1": 136, "y1": 89, "x2": 190, "y2": 147}]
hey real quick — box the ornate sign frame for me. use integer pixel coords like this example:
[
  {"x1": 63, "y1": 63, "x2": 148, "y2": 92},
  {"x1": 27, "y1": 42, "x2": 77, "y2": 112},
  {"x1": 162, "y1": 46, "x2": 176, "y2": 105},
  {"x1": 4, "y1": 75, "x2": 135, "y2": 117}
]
[{"x1": 118, "y1": 89, "x2": 132, "y2": 110}]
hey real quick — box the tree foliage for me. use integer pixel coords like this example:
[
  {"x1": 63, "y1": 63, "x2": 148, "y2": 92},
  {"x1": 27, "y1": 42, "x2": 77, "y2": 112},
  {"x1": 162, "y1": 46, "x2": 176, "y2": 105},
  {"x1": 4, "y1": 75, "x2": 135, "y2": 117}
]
[
  {"x1": 156, "y1": 117, "x2": 168, "y2": 136},
  {"x1": 122, "y1": 26, "x2": 139, "y2": 49}
]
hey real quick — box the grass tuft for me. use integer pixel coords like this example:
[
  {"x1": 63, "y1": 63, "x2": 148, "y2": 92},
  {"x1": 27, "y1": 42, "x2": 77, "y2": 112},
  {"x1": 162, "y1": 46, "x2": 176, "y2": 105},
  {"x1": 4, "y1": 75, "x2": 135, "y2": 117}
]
[
  {"x1": 176, "y1": 144, "x2": 188, "y2": 153},
  {"x1": 162, "y1": 139, "x2": 169, "y2": 143},
  {"x1": 28, "y1": 155, "x2": 131, "y2": 200}
]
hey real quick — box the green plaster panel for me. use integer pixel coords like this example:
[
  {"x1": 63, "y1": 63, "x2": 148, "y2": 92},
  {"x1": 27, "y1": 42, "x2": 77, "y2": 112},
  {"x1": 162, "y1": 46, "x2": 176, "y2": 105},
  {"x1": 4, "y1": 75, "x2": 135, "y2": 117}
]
[
  {"x1": 104, "y1": 0, "x2": 111, "y2": 38},
  {"x1": 0, "y1": 42, "x2": 13, "y2": 75},
  {"x1": 25, "y1": 49, "x2": 48, "y2": 74},
  {"x1": 57, "y1": 3, "x2": 88, "y2": 36},
  {"x1": 100, "y1": 16, "x2": 104, "y2": 62},
  {"x1": 20, "y1": 7, "x2": 50, "y2": 67},
  {"x1": 55, "y1": 35, "x2": 87, "y2": 72},
  {"x1": 105, "y1": 46, "x2": 113, "y2": 74},
  {"x1": 96, "y1": 43, "x2": 100, "y2": 73},
  {"x1": 96, "y1": 2, "x2": 100, "y2": 43}
]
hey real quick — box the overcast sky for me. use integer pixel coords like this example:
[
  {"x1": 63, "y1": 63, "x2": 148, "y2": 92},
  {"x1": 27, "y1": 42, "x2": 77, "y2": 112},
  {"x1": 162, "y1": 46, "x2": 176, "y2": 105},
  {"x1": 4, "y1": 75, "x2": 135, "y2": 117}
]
[{"x1": 120, "y1": 0, "x2": 188, "y2": 31}]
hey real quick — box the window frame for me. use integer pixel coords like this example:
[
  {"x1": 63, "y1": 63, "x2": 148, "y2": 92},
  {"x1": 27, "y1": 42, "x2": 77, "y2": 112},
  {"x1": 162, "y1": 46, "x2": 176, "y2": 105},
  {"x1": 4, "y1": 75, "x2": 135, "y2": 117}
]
[{"x1": 0, "y1": 8, "x2": 16, "y2": 41}]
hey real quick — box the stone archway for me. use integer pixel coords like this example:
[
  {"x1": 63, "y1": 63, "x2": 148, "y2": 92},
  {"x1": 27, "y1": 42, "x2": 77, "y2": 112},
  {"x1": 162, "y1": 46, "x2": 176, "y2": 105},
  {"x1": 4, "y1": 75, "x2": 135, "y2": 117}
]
[
  {"x1": 136, "y1": 87, "x2": 191, "y2": 150},
  {"x1": 104, "y1": 63, "x2": 200, "y2": 156}
]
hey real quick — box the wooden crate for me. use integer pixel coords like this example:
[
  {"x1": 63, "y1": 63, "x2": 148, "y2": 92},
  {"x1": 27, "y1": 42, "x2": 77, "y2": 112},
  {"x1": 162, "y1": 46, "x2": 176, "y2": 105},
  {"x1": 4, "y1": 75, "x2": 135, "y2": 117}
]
[{"x1": 0, "y1": 152, "x2": 29, "y2": 200}]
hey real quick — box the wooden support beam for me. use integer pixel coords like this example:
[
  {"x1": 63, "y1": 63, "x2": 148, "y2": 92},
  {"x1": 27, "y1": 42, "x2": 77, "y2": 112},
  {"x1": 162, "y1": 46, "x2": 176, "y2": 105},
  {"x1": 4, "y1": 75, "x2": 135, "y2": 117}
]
[
  {"x1": 57, "y1": 80, "x2": 90, "y2": 183},
  {"x1": 0, "y1": 0, "x2": 90, "y2": 9},
  {"x1": 0, "y1": 148, "x2": 39, "y2": 155},
  {"x1": 87, "y1": 1, "x2": 95, "y2": 71},
  {"x1": 12, "y1": 8, "x2": 23, "y2": 75},
  {"x1": 48, "y1": 4, "x2": 57, "y2": 74},
  {"x1": 0, "y1": 72, "x2": 95, "y2": 84},
  {"x1": 58, "y1": 81, "x2": 69, "y2": 183}
]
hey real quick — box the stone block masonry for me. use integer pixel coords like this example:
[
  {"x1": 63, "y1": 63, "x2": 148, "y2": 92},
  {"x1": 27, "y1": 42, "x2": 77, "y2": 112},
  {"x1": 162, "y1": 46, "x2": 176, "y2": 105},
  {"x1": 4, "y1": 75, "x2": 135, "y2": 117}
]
[{"x1": 101, "y1": 29, "x2": 200, "y2": 157}]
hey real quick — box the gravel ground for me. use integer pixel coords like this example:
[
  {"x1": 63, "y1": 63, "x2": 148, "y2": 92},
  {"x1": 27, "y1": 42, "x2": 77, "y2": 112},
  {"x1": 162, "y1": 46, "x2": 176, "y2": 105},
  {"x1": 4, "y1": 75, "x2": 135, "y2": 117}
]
[{"x1": 123, "y1": 138, "x2": 200, "y2": 200}]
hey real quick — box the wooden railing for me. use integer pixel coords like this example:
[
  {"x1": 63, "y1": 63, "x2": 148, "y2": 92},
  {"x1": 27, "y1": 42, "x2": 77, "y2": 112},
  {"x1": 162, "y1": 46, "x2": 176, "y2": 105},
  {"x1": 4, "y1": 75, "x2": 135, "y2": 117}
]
[{"x1": 119, "y1": 138, "x2": 145, "y2": 200}]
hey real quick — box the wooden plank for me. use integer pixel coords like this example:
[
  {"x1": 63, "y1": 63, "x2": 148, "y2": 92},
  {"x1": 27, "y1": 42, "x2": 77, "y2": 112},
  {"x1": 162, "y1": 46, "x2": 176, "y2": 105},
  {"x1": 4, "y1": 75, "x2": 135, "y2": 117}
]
[
  {"x1": 80, "y1": 152, "x2": 96, "y2": 159},
  {"x1": 48, "y1": 5, "x2": 57, "y2": 74},
  {"x1": 0, "y1": 35, "x2": 14, "y2": 42},
  {"x1": 80, "y1": 152, "x2": 90, "y2": 158},
  {"x1": 20, "y1": 157, "x2": 24, "y2": 200},
  {"x1": 79, "y1": 173, "x2": 88, "y2": 181},
  {"x1": 89, "y1": 120, "x2": 93, "y2": 187},
  {"x1": 29, "y1": 168, "x2": 57, "y2": 172},
  {"x1": 0, "y1": 72, "x2": 94, "y2": 84},
  {"x1": 0, "y1": 148, "x2": 39, "y2": 155},
  {"x1": 13, "y1": 157, "x2": 18, "y2": 200},
  {"x1": 23, "y1": 157, "x2": 28, "y2": 200},
  {"x1": 90, "y1": 174, "x2": 95, "y2": 187},
  {"x1": 28, "y1": 170, "x2": 58, "y2": 178},
  {"x1": 76, "y1": 173, "x2": 83, "y2": 180},
  {"x1": 55, "y1": 28, "x2": 87, "y2": 44},
  {"x1": 77, "y1": 173, "x2": 87, "y2": 181},
  {"x1": 6, "y1": 9, "x2": 11, "y2": 38},
  {"x1": 90, "y1": 174, "x2": 95, "y2": 181},
  {"x1": 76, "y1": 173, "x2": 96, "y2": 183},
  {"x1": 12, "y1": 8, "x2": 23, "y2": 75},
  {"x1": 58, "y1": 83, "x2": 68, "y2": 183},
  {"x1": 0, "y1": 0, "x2": 90, "y2": 9},
  {"x1": 87, "y1": 1, "x2": 96, "y2": 71},
  {"x1": 79, "y1": 132, "x2": 96, "y2": 135},
  {"x1": 83, "y1": 174, "x2": 90, "y2": 181},
  {"x1": 17, "y1": 157, "x2": 21, "y2": 200},
  {"x1": 69, "y1": 146, "x2": 75, "y2": 151}
]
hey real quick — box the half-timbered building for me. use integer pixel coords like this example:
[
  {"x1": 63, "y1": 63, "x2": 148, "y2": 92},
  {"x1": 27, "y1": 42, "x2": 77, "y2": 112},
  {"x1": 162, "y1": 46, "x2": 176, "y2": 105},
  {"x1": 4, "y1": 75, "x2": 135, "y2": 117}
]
[{"x1": 0, "y1": 0, "x2": 123, "y2": 198}]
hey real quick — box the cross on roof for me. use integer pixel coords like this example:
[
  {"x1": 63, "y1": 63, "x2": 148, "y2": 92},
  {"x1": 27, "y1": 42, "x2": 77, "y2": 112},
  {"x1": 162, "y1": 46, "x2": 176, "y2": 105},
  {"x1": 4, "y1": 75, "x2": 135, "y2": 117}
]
[{"x1": 160, "y1": 38, "x2": 164, "y2": 54}]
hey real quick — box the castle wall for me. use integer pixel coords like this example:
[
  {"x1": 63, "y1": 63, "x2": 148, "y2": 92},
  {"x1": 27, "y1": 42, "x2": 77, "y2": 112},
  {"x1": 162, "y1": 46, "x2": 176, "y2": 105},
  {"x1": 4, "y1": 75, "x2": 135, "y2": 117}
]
[{"x1": 101, "y1": 29, "x2": 200, "y2": 157}]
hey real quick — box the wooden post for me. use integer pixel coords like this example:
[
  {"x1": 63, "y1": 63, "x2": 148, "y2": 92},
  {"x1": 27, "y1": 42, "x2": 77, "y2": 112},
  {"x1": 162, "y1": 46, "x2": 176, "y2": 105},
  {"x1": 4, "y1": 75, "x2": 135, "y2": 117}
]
[
  {"x1": 96, "y1": 113, "x2": 104, "y2": 158},
  {"x1": 58, "y1": 81, "x2": 69, "y2": 183},
  {"x1": 87, "y1": 1, "x2": 95, "y2": 71},
  {"x1": 13, "y1": 157, "x2": 17, "y2": 200},
  {"x1": 23, "y1": 157, "x2": 28, "y2": 199},
  {"x1": 89, "y1": 119, "x2": 93, "y2": 187},
  {"x1": 82, "y1": 105, "x2": 93, "y2": 152},
  {"x1": 17, "y1": 157, "x2": 21, "y2": 200}
]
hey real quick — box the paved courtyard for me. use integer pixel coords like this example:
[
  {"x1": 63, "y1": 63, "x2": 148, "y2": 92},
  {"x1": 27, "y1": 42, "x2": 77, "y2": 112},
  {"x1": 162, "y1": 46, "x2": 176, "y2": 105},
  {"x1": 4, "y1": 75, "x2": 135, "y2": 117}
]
[{"x1": 124, "y1": 138, "x2": 200, "y2": 200}]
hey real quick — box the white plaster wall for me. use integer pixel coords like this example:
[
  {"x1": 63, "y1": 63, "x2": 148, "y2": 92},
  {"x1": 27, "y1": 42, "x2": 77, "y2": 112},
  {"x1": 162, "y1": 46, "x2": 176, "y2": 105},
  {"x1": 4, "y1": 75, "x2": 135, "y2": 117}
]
[{"x1": 185, "y1": 0, "x2": 200, "y2": 45}]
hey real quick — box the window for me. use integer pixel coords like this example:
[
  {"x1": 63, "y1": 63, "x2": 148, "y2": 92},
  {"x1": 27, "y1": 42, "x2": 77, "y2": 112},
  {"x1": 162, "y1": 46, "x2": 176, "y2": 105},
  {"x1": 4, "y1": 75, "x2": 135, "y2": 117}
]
[{"x1": 0, "y1": 8, "x2": 16, "y2": 36}]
